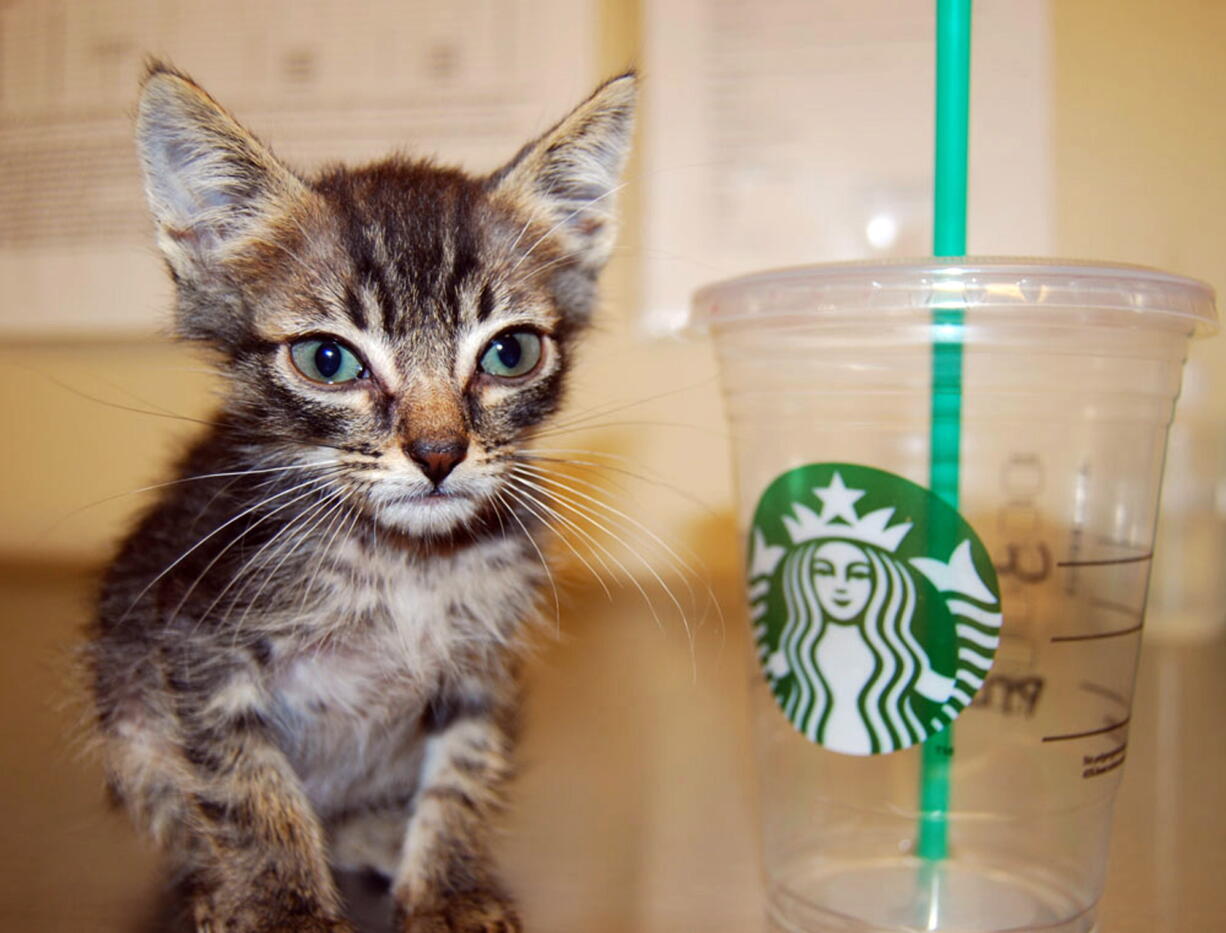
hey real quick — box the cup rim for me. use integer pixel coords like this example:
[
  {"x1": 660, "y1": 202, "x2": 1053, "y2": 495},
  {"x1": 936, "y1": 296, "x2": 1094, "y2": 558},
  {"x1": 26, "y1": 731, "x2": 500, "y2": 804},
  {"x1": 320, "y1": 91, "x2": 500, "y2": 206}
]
[{"x1": 692, "y1": 256, "x2": 1218, "y2": 335}]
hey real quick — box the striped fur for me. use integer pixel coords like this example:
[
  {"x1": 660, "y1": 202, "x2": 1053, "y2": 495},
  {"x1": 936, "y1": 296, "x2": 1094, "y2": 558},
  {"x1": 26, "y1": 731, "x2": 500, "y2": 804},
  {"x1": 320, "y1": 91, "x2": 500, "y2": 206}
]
[{"x1": 88, "y1": 62, "x2": 635, "y2": 933}]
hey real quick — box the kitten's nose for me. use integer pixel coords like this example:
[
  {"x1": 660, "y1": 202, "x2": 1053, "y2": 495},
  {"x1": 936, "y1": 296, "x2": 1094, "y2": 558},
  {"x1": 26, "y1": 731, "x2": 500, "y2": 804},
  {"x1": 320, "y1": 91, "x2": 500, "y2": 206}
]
[{"x1": 407, "y1": 437, "x2": 468, "y2": 487}]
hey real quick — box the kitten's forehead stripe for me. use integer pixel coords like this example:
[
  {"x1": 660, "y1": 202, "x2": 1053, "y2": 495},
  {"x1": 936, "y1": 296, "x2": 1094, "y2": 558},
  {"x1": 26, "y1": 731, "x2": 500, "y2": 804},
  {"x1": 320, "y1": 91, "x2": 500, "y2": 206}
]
[
  {"x1": 314, "y1": 161, "x2": 498, "y2": 341},
  {"x1": 303, "y1": 160, "x2": 587, "y2": 354},
  {"x1": 445, "y1": 213, "x2": 484, "y2": 330},
  {"x1": 349, "y1": 228, "x2": 398, "y2": 339},
  {"x1": 342, "y1": 283, "x2": 368, "y2": 331},
  {"x1": 476, "y1": 284, "x2": 496, "y2": 323}
]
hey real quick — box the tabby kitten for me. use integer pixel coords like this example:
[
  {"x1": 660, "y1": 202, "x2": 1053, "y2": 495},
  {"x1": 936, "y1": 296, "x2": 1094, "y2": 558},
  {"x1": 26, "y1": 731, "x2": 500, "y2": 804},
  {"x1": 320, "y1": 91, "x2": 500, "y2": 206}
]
[{"x1": 88, "y1": 63, "x2": 635, "y2": 933}]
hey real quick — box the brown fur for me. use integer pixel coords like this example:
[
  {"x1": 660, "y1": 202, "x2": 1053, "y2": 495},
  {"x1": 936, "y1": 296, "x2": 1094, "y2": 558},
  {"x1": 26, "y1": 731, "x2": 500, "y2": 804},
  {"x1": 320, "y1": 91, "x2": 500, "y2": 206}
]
[{"x1": 87, "y1": 62, "x2": 635, "y2": 932}]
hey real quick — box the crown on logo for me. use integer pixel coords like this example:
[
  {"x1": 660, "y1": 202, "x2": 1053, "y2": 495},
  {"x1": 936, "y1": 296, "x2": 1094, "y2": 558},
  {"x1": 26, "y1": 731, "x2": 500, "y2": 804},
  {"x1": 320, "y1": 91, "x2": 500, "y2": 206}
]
[{"x1": 781, "y1": 471, "x2": 913, "y2": 552}]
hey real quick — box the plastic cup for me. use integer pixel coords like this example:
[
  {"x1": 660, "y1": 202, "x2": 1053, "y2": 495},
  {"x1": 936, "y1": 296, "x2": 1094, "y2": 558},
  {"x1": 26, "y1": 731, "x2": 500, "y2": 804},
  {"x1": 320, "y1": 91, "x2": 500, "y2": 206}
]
[{"x1": 694, "y1": 259, "x2": 1217, "y2": 933}]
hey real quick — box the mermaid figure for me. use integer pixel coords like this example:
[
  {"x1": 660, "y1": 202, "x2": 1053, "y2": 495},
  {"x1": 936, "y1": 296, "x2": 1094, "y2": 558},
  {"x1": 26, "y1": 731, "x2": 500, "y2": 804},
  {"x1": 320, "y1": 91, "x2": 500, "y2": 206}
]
[
  {"x1": 777, "y1": 538, "x2": 955, "y2": 753},
  {"x1": 750, "y1": 469, "x2": 1001, "y2": 755}
]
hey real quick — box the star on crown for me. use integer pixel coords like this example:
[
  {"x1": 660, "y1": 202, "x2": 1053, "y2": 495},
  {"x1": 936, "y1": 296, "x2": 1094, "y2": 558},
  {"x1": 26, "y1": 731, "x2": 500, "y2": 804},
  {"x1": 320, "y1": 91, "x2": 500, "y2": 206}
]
[{"x1": 781, "y1": 471, "x2": 913, "y2": 552}]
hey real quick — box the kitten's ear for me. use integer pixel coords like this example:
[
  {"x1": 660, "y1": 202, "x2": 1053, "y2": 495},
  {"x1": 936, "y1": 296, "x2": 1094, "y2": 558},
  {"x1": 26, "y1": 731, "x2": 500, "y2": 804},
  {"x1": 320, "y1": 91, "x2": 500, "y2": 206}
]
[
  {"x1": 136, "y1": 62, "x2": 307, "y2": 277},
  {"x1": 488, "y1": 72, "x2": 636, "y2": 273}
]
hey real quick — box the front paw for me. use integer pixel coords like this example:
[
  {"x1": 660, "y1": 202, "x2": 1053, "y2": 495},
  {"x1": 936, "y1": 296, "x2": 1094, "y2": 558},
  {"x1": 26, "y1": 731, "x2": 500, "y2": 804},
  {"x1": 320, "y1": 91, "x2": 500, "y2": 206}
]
[
  {"x1": 192, "y1": 895, "x2": 355, "y2": 933},
  {"x1": 400, "y1": 889, "x2": 522, "y2": 933},
  {"x1": 195, "y1": 913, "x2": 354, "y2": 933}
]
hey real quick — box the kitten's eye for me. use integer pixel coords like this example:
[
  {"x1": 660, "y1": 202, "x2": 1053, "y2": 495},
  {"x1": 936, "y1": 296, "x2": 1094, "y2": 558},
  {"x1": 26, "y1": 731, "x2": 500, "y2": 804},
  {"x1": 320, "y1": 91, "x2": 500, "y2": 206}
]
[
  {"x1": 479, "y1": 330, "x2": 543, "y2": 379},
  {"x1": 290, "y1": 338, "x2": 367, "y2": 385}
]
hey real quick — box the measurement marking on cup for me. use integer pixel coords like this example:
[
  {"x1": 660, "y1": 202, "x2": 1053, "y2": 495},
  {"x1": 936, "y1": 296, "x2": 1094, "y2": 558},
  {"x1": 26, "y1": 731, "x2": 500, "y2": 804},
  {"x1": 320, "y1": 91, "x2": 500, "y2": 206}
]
[
  {"x1": 1042, "y1": 715, "x2": 1131, "y2": 743},
  {"x1": 1051, "y1": 623, "x2": 1143, "y2": 643},
  {"x1": 1052, "y1": 600, "x2": 1144, "y2": 643},
  {"x1": 1082, "y1": 742, "x2": 1128, "y2": 779},
  {"x1": 1056, "y1": 552, "x2": 1152, "y2": 568}
]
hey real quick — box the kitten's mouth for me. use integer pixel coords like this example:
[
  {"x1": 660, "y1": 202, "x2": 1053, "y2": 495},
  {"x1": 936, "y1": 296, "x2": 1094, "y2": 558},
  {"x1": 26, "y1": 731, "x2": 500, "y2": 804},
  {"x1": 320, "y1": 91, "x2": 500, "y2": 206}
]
[
  {"x1": 371, "y1": 483, "x2": 465, "y2": 504},
  {"x1": 418, "y1": 491, "x2": 461, "y2": 505},
  {"x1": 366, "y1": 483, "x2": 484, "y2": 537},
  {"x1": 407, "y1": 484, "x2": 470, "y2": 500},
  {"x1": 385, "y1": 490, "x2": 466, "y2": 507}
]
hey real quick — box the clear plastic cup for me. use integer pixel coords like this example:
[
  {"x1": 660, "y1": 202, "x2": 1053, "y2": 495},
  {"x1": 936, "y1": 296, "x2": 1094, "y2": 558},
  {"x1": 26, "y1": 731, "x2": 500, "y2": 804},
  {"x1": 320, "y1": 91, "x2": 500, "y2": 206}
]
[{"x1": 694, "y1": 259, "x2": 1217, "y2": 933}]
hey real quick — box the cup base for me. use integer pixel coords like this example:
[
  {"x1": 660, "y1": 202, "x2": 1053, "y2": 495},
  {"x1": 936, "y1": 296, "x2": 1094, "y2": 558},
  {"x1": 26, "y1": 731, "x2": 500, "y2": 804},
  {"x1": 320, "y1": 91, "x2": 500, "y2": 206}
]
[{"x1": 766, "y1": 855, "x2": 1096, "y2": 933}]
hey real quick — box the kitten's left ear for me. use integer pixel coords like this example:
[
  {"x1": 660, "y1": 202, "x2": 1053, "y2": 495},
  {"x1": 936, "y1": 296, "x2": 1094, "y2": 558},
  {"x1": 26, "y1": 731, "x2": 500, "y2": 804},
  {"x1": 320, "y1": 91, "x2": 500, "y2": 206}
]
[{"x1": 488, "y1": 71, "x2": 636, "y2": 273}]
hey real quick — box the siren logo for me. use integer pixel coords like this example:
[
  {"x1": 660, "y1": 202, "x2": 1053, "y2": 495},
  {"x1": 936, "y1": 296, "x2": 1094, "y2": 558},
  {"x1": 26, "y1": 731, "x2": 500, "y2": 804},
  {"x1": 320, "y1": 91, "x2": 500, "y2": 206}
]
[{"x1": 748, "y1": 463, "x2": 1002, "y2": 755}]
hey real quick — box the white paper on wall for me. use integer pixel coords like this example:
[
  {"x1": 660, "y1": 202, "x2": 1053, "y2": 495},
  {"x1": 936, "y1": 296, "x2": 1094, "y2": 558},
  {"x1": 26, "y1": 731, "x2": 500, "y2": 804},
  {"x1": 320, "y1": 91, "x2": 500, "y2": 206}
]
[
  {"x1": 640, "y1": 0, "x2": 1053, "y2": 333},
  {"x1": 0, "y1": 0, "x2": 597, "y2": 335}
]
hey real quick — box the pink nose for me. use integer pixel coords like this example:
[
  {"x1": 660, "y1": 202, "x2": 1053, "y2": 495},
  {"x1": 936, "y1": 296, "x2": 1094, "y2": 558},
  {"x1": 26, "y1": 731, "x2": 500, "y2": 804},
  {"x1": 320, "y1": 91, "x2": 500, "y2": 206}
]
[{"x1": 406, "y1": 438, "x2": 468, "y2": 486}]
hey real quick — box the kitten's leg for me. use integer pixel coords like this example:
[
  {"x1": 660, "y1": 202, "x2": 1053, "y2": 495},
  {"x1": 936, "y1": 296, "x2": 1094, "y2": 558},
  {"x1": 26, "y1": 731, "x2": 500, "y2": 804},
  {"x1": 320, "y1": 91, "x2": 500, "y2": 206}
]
[
  {"x1": 183, "y1": 707, "x2": 354, "y2": 931},
  {"x1": 393, "y1": 677, "x2": 521, "y2": 933},
  {"x1": 109, "y1": 670, "x2": 355, "y2": 933}
]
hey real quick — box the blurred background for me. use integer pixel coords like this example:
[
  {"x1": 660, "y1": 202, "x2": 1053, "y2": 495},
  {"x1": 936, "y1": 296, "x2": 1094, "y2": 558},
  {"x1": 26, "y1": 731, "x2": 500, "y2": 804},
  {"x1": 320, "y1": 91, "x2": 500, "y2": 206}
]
[{"x1": 1, "y1": 1, "x2": 1223, "y2": 931}]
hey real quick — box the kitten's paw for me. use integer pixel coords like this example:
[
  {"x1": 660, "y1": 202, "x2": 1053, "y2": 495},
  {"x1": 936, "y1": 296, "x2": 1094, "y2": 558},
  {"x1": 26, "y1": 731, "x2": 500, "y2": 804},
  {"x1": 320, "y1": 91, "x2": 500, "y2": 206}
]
[
  {"x1": 193, "y1": 897, "x2": 355, "y2": 933},
  {"x1": 400, "y1": 889, "x2": 522, "y2": 933},
  {"x1": 195, "y1": 916, "x2": 354, "y2": 933}
]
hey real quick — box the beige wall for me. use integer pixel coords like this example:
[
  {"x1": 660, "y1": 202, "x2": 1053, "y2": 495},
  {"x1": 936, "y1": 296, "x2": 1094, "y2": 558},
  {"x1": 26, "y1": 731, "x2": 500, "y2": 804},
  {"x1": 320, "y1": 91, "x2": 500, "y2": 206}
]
[
  {"x1": 1052, "y1": 0, "x2": 1226, "y2": 415},
  {"x1": 0, "y1": 340, "x2": 216, "y2": 564},
  {"x1": 3, "y1": 0, "x2": 1224, "y2": 570}
]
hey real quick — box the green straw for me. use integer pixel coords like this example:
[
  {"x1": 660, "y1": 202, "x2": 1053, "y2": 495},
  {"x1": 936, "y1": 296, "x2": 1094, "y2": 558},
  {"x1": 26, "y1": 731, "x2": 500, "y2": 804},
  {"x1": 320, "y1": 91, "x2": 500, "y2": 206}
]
[{"x1": 919, "y1": 0, "x2": 972, "y2": 864}]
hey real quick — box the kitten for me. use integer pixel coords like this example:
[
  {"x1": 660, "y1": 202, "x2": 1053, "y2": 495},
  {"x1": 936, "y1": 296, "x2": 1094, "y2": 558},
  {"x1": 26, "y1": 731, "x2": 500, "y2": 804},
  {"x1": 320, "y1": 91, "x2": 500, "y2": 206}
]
[{"x1": 88, "y1": 62, "x2": 635, "y2": 933}]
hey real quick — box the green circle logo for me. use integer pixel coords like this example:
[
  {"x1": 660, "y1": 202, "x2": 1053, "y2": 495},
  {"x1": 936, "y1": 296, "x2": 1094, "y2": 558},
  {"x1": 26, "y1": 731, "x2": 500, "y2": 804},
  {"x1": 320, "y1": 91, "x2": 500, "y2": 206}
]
[{"x1": 748, "y1": 463, "x2": 1002, "y2": 755}]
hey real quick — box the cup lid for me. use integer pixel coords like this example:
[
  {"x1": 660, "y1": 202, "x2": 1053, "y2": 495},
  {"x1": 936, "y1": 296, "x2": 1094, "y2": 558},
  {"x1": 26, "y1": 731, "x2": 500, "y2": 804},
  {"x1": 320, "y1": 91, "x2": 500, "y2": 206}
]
[{"x1": 692, "y1": 257, "x2": 1218, "y2": 335}]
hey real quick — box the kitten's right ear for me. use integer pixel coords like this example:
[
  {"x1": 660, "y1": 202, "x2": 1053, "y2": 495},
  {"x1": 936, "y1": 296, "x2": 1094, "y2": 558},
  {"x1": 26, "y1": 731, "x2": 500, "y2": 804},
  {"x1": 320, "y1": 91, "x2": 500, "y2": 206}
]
[
  {"x1": 487, "y1": 72, "x2": 636, "y2": 275},
  {"x1": 136, "y1": 62, "x2": 307, "y2": 278}
]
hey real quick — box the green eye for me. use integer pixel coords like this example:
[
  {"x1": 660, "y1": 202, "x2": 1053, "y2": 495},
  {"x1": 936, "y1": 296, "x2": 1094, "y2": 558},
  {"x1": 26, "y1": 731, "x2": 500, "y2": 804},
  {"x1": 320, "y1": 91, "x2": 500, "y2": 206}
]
[
  {"x1": 479, "y1": 330, "x2": 543, "y2": 379},
  {"x1": 290, "y1": 338, "x2": 367, "y2": 384}
]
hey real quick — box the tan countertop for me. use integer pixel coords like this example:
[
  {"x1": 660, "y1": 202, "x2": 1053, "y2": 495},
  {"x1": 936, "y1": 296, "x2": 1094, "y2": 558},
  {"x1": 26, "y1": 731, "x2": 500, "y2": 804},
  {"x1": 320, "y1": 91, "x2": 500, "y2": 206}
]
[{"x1": 1, "y1": 564, "x2": 1221, "y2": 932}]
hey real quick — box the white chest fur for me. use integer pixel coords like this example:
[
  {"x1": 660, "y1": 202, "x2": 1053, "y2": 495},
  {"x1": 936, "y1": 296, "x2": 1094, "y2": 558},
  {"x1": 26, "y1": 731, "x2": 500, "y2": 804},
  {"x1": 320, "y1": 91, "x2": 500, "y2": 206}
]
[{"x1": 264, "y1": 532, "x2": 538, "y2": 811}]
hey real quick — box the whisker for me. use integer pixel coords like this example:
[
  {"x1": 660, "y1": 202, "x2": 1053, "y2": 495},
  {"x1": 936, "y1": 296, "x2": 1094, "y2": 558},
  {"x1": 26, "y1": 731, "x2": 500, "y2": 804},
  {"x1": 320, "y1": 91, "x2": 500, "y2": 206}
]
[
  {"x1": 490, "y1": 487, "x2": 560, "y2": 633},
  {"x1": 503, "y1": 479, "x2": 669, "y2": 632},
  {"x1": 169, "y1": 476, "x2": 346, "y2": 629},
  {"x1": 512, "y1": 462, "x2": 706, "y2": 596},
  {"x1": 215, "y1": 486, "x2": 351, "y2": 629},
  {"x1": 117, "y1": 469, "x2": 346, "y2": 624},
  {"x1": 513, "y1": 460, "x2": 725, "y2": 637},
  {"x1": 48, "y1": 460, "x2": 341, "y2": 537},
  {"x1": 290, "y1": 489, "x2": 362, "y2": 627},
  {"x1": 80, "y1": 368, "x2": 201, "y2": 422},
  {"x1": 497, "y1": 482, "x2": 614, "y2": 602},
  {"x1": 506, "y1": 469, "x2": 692, "y2": 640},
  {"x1": 37, "y1": 366, "x2": 377, "y2": 458},
  {"x1": 43, "y1": 373, "x2": 217, "y2": 429},
  {"x1": 215, "y1": 485, "x2": 356, "y2": 652},
  {"x1": 519, "y1": 450, "x2": 717, "y2": 517}
]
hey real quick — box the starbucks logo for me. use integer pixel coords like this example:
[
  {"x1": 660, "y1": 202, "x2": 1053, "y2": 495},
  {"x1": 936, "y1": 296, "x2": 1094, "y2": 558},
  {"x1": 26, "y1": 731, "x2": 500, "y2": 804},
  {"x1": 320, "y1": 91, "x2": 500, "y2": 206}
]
[{"x1": 748, "y1": 463, "x2": 1002, "y2": 755}]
